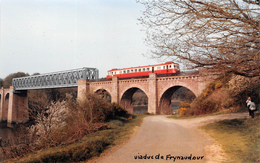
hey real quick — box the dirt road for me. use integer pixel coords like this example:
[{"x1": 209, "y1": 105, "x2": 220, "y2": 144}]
[{"x1": 91, "y1": 113, "x2": 248, "y2": 163}]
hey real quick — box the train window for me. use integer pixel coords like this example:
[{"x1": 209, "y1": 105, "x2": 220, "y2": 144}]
[
  {"x1": 139, "y1": 69, "x2": 141, "y2": 72},
  {"x1": 114, "y1": 72, "x2": 116, "y2": 74},
  {"x1": 147, "y1": 67, "x2": 150, "y2": 71},
  {"x1": 169, "y1": 65, "x2": 171, "y2": 68},
  {"x1": 143, "y1": 68, "x2": 145, "y2": 71},
  {"x1": 131, "y1": 69, "x2": 134, "y2": 72},
  {"x1": 163, "y1": 66, "x2": 165, "y2": 69},
  {"x1": 123, "y1": 70, "x2": 126, "y2": 73},
  {"x1": 135, "y1": 69, "x2": 137, "y2": 72},
  {"x1": 127, "y1": 70, "x2": 130, "y2": 73}
]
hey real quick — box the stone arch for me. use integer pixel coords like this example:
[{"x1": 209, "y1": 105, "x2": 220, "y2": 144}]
[
  {"x1": 120, "y1": 87, "x2": 148, "y2": 114},
  {"x1": 158, "y1": 85, "x2": 196, "y2": 114},
  {"x1": 94, "y1": 89, "x2": 111, "y2": 103},
  {"x1": 92, "y1": 86, "x2": 112, "y2": 97}
]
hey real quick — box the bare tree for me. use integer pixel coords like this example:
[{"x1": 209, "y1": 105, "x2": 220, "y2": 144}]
[
  {"x1": 3, "y1": 72, "x2": 29, "y2": 88},
  {"x1": 0, "y1": 78, "x2": 4, "y2": 88},
  {"x1": 138, "y1": 0, "x2": 260, "y2": 77}
]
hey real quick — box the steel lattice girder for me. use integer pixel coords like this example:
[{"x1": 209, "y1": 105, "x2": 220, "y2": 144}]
[{"x1": 12, "y1": 67, "x2": 99, "y2": 91}]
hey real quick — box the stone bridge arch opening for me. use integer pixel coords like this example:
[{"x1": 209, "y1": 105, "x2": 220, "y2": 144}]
[
  {"x1": 159, "y1": 86, "x2": 196, "y2": 114},
  {"x1": 95, "y1": 89, "x2": 111, "y2": 103},
  {"x1": 120, "y1": 87, "x2": 148, "y2": 114}
]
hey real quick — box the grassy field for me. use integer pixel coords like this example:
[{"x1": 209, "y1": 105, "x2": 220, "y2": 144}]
[
  {"x1": 3, "y1": 114, "x2": 148, "y2": 163},
  {"x1": 201, "y1": 113, "x2": 260, "y2": 163}
]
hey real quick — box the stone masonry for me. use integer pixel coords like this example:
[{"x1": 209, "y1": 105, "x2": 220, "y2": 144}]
[
  {"x1": 79, "y1": 73, "x2": 213, "y2": 114},
  {"x1": 0, "y1": 87, "x2": 29, "y2": 126}
]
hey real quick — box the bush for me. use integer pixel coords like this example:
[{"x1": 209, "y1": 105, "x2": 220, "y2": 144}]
[
  {"x1": 179, "y1": 108, "x2": 187, "y2": 116},
  {"x1": 110, "y1": 103, "x2": 127, "y2": 117},
  {"x1": 179, "y1": 73, "x2": 259, "y2": 117},
  {"x1": 183, "y1": 84, "x2": 223, "y2": 116},
  {"x1": 179, "y1": 102, "x2": 190, "y2": 108},
  {"x1": 214, "y1": 82, "x2": 223, "y2": 90},
  {"x1": 178, "y1": 102, "x2": 190, "y2": 116},
  {"x1": 1, "y1": 93, "x2": 128, "y2": 161},
  {"x1": 228, "y1": 75, "x2": 259, "y2": 105},
  {"x1": 7, "y1": 135, "x2": 113, "y2": 163}
]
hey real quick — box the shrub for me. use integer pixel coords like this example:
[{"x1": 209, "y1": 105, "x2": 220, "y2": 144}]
[
  {"x1": 178, "y1": 102, "x2": 190, "y2": 116},
  {"x1": 179, "y1": 107, "x2": 187, "y2": 116},
  {"x1": 181, "y1": 73, "x2": 259, "y2": 117},
  {"x1": 228, "y1": 75, "x2": 259, "y2": 105},
  {"x1": 110, "y1": 103, "x2": 127, "y2": 117},
  {"x1": 179, "y1": 102, "x2": 191, "y2": 108},
  {"x1": 1, "y1": 93, "x2": 125, "y2": 161},
  {"x1": 214, "y1": 82, "x2": 223, "y2": 90},
  {"x1": 28, "y1": 100, "x2": 69, "y2": 149},
  {"x1": 127, "y1": 116, "x2": 133, "y2": 120}
]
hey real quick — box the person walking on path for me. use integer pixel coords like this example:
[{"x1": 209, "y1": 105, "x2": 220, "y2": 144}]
[{"x1": 246, "y1": 97, "x2": 256, "y2": 118}]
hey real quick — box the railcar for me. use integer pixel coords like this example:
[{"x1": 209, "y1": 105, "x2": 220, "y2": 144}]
[{"x1": 106, "y1": 61, "x2": 180, "y2": 79}]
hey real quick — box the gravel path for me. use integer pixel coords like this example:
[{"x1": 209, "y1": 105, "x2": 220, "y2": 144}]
[{"x1": 89, "y1": 113, "x2": 249, "y2": 163}]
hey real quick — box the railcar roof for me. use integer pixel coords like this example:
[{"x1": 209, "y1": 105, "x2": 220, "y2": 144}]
[{"x1": 107, "y1": 62, "x2": 178, "y2": 72}]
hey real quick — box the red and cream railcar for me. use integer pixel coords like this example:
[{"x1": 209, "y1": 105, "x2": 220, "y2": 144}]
[{"x1": 106, "y1": 62, "x2": 180, "y2": 79}]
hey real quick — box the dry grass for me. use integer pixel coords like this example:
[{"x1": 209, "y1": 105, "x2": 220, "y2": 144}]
[
  {"x1": 201, "y1": 114, "x2": 260, "y2": 163},
  {"x1": 204, "y1": 143, "x2": 230, "y2": 163},
  {"x1": 2, "y1": 114, "x2": 147, "y2": 163}
]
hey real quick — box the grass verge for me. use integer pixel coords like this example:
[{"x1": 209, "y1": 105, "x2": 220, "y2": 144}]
[
  {"x1": 167, "y1": 107, "x2": 246, "y2": 120},
  {"x1": 168, "y1": 110, "x2": 227, "y2": 120},
  {"x1": 3, "y1": 114, "x2": 148, "y2": 163},
  {"x1": 200, "y1": 114, "x2": 260, "y2": 163}
]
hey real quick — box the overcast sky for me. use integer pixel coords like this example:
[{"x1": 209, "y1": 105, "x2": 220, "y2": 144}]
[{"x1": 0, "y1": 0, "x2": 162, "y2": 79}]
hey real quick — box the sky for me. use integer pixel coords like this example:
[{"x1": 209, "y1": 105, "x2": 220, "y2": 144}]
[{"x1": 0, "y1": 0, "x2": 162, "y2": 79}]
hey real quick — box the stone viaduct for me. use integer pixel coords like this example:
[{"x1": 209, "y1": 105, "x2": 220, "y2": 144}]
[
  {"x1": 0, "y1": 70, "x2": 214, "y2": 125},
  {"x1": 78, "y1": 73, "x2": 213, "y2": 114}
]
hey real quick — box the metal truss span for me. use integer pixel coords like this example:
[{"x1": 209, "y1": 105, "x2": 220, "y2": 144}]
[{"x1": 12, "y1": 67, "x2": 99, "y2": 91}]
